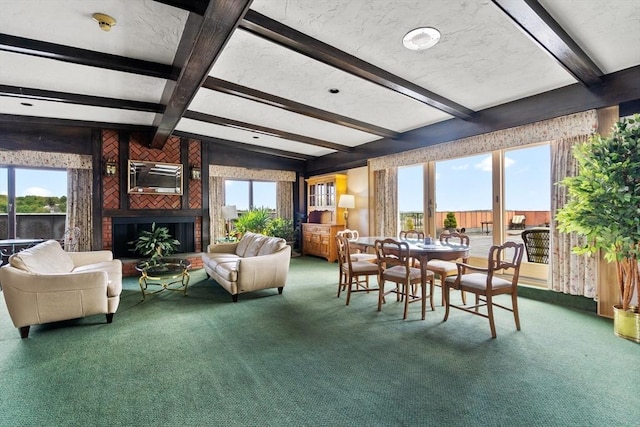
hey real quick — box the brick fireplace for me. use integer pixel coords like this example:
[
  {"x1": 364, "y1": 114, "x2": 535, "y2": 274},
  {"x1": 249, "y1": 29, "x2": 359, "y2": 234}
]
[{"x1": 112, "y1": 216, "x2": 196, "y2": 259}]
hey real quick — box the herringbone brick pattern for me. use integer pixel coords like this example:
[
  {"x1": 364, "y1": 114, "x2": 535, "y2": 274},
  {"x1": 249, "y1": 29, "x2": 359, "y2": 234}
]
[
  {"x1": 188, "y1": 139, "x2": 202, "y2": 209},
  {"x1": 103, "y1": 130, "x2": 120, "y2": 209},
  {"x1": 129, "y1": 135, "x2": 181, "y2": 163},
  {"x1": 130, "y1": 194, "x2": 181, "y2": 210}
]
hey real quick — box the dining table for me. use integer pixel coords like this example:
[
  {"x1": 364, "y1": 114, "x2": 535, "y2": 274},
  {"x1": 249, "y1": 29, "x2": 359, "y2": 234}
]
[{"x1": 353, "y1": 236, "x2": 471, "y2": 297}]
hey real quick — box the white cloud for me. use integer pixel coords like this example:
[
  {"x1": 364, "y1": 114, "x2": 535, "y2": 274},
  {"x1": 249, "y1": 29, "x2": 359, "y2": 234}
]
[
  {"x1": 475, "y1": 156, "x2": 493, "y2": 171},
  {"x1": 452, "y1": 164, "x2": 469, "y2": 170},
  {"x1": 22, "y1": 187, "x2": 53, "y2": 197},
  {"x1": 474, "y1": 155, "x2": 515, "y2": 172},
  {"x1": 435, "y1": 172, "x2": 441, "y2": 180},
  {"x1": 504, "y1": 156, "x2": 515, "y2": 168}
]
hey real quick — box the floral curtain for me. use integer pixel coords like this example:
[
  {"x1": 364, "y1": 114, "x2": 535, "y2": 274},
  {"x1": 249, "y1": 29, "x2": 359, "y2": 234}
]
[
  {"x1": 276, "y1": 181, "x2": 293, "y2": 220},
  {"x1": 373, "y1": 168, "x2": 398, "y2": 237},
  {"x1": 66, "y1": 168, "x2": 93, "y2": 251},
  {"x1": 209, "y1": 176, "x2": 225, "y2": 243},
  {"x1": 550, "y1": 135, "x2": 597, "y2": 297}
]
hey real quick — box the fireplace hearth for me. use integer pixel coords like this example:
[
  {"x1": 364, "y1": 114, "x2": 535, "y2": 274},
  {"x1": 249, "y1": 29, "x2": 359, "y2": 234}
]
[{"x1": 112, "y1": 217, "x2": 195, "y2": 258}]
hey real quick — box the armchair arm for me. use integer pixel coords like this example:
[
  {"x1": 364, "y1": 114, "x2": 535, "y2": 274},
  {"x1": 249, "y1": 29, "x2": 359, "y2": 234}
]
[
  {"x1": 236, "y1": 246, "x2": 291, "y2": 291},
  {"x1": 68, "y1": 250, "x2": 114, "y2": 267},
  {"x1": 207, "y1": 242, "x2": 239, "y2": 254},
  {"x1": 455, "y1": 262, "x2": 488, "y2": 276}
]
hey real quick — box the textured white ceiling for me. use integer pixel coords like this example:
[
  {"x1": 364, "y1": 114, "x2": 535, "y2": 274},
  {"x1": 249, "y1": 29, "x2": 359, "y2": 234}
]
[{"x1": 1, "y1": 0, "x2": 638, "y2": 159}]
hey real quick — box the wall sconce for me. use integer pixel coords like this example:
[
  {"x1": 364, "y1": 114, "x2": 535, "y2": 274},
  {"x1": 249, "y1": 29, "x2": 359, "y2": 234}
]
[
  {"x1": 338, "y1": 194, "x2": 355, "y2": 225},
  {"x1": 190, "y1": 165, "x2": 201, "y2": 180},
  {"x1": 104, "y1": 158, "x2": 117, "y2": 177}
]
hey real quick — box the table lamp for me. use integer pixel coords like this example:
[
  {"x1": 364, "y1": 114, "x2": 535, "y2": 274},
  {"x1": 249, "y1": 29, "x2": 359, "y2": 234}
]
[
  {"x1": 221, "y1": 205, "x2": 238, "y2": 240},
  {"x1": 338, "y1": 194, "x2": 355, "y2": 226}
]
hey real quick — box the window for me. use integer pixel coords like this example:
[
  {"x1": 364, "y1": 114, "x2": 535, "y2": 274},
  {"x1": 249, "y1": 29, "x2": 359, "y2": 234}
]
[
  {"x1": 225, "y1": 179, "x2": 276, "y2": 213},
  {"x1": 398, "y1": 165, "x2": 424, "y2": 233},
  {"x1": 0, "y1": 166, "x2": 67, "y2": 239},
  {"x1": 435, "y1": 154, "x2": 492, "y2": 257}
]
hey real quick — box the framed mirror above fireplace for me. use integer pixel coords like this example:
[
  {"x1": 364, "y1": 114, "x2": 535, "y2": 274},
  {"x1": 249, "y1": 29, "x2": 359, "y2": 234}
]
[{"x1": 128, "y1": 160, "x2": 183, "y2": 195}]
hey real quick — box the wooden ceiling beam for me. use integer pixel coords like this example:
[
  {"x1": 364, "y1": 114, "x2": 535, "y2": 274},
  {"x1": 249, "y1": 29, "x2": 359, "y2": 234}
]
[
  {"x1": 174, "y1": 130, "x2": 314, "y2": 161},
  {"x1": 149, "y1": 0, "x2": 253, "y2": 149},
  {"x1": 240, "y1": 10, "x2": 475, "y2": 120},
  {"x1": 183, "y1": 110, "x2": 352, "y2": 152},
  {"x1": 491, "y1": 0, "x2": 602, "y2": 86},
  {"x1": 0, "y1": 85, "x2": 164, "y2": 113},
  {"x1": 0, "y1": 34, "x2": 175, "y2": 80},
  {"x1": 203, "y1": 77, "x2": 398, "y2": 139}
]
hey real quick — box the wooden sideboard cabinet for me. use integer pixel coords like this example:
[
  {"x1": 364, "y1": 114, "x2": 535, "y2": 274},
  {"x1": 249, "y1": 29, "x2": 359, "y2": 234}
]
[{"x1": 301, "y1": 223, "x2": 344, "y2": 262}]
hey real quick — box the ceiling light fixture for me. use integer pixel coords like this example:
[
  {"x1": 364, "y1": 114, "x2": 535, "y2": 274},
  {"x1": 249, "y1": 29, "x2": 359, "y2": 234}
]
[
  {"x1": 328, "y1": 88, "x2": 340, "y2": 94},
  {"x1": 92, "y1": 13, "x2": 117, "y2": 32},
  {"x1": 402, "y1": 27, "x2": 441, "y2": 51},
  {"x1": 20, "y1": 102, "x2": 33, "y2": 107}
]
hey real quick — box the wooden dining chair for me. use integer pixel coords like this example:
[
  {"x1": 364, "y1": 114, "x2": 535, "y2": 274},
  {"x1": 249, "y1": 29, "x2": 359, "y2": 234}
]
[
  {"x1": 398, "y1": 229, "x2": 425, "y2": 241},
  {"x1": 335, "y1": 235, "x2": 379, "y2": 305},
  {"x1": 426, "y1": 232, "x2": 469, "y2": 305},
  {"x1": 374, "y1": 238, "x2": 434, "y2": 320},
  {"x1": 443, "y1": 241, "x2": 525, "y2": 338},
  {"x1": 336, "y1": 229, "x2": 377, "y2": 263},
  {"x1": 398, "y1": 229, "x2": 425, "y2": 269}
]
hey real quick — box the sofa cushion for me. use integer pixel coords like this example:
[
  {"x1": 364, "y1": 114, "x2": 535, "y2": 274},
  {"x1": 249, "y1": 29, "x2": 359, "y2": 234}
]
[
  {"x1": 257, "y1": 237, "x2": 286, "y2": 256},
  {"x1": 243, "y1": 234, "x2": 270, "y2": 257},
  {"x1": 235, "y1": 232, "x2": 257, "y2": 257},
  {"x1": 212, "y1": 259, "x2": 239, "y2": 282},
  {"x1": 9, "y1": 239, "x2": 74, "y2": 274}
]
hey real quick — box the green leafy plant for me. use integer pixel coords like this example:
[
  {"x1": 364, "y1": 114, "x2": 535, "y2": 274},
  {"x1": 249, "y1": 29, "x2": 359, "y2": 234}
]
[
  {"x1": 556, "y1": 114, "x2": 639, "y2": 311},
  {"x1": 128, "y1": 222, "x2": 180, "y2": 260},
  {"x1": 266, "y1": 217, "x2": 297, "y2": 242},
  {"x1": 234, "y1": 207, "x2": 273, "y2": 235},
  {"x1": 444, "y1": 212, "x2": 457, "y2": 229}
]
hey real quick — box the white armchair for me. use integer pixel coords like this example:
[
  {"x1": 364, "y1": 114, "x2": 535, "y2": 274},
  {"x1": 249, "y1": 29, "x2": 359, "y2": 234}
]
[{"x1": 0, "y1": 240, "x2": 122, "y2": 339}]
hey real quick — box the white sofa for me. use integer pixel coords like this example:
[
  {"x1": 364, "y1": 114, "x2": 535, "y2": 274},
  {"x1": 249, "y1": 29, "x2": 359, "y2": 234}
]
[
  {"x1": 202, "y1": 232, "x2": 291, "y2": 302},
  {"x1": 0, "y1": 240, "x2": 122, "y2": 339}
]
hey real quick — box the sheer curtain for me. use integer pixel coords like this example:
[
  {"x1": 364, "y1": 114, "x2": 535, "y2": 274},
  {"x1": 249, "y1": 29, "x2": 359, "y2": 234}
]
[
  {"x1": 550, "y1": 135, "x2": 597, "y2": 297},
  {"x1": 373, "y1": 168, "x2": 398, "y2": 237},
  {"x1": 66, "y1": 168, "x2": 93, "y2": 251}
]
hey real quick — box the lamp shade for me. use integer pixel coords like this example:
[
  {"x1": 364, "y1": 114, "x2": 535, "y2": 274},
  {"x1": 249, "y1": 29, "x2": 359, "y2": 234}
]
[
  {"x1": 221, "y1": 205, "x2": 238, "y2": 220},
  {"x1": 338, "y1": 194, "x2": 355, "y2": 209}
]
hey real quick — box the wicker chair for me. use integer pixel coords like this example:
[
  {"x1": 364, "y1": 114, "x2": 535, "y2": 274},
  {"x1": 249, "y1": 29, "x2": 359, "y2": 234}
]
[{"x1": 521, "y1": 228, "x2": 550, "y2": 264}]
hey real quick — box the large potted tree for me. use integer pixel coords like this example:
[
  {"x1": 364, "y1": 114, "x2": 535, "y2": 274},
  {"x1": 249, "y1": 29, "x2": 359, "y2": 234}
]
[{"x1": 556, "y1": 114, "x2": 639, "y2": 342}]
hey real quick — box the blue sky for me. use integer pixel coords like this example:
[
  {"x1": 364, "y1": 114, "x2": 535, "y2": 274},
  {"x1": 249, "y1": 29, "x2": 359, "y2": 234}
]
[
  {"x1": 0, "y1": 168, "x2": 67, "y2": 197},
  {"x1": 398, "y1": 144, "x2": 551, "y2": 212}
]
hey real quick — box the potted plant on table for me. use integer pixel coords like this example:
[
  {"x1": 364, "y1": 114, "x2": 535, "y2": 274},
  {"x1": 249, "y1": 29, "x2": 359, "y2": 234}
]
[
  {"x1": 128, "y1": 222, "x2": 180, "y2": 263},
  {"x1": 556, "y1": 114, "x2": 639, "y2": 342}
]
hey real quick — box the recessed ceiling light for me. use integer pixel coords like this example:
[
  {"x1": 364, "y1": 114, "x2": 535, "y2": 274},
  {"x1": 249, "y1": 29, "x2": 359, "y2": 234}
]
[
  {"x1": 402, "y1": 27, "x2": 441, "y2": 51},
  {"x1": 252, "y1": 136, "x2": 259, "y2": 139},
  {"x1": 328, "y1": 88, "x2": 340, "y2": 94},
  {"x1": 20, "y1": 102, "x2": 33, "y2": 107}
]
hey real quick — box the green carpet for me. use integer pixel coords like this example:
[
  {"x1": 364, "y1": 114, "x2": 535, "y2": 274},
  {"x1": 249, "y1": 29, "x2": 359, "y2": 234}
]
[{"x1": 1, "y1": 256, "x2": 638, "y2": 426}]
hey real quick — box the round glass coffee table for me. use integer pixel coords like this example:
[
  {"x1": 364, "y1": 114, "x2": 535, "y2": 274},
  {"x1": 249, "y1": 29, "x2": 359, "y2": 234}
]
[{"x1": 135, "y1": 258, "x2": 191, "y2": 301}]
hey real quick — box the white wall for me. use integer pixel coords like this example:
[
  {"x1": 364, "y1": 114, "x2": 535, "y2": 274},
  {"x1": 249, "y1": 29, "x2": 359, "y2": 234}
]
[{"x1": 344, "y1": 166, "x2": 370, "y2": 235}]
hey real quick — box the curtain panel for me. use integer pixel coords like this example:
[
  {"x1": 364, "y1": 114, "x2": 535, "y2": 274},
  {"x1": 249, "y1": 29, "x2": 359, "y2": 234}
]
[
  {"x1": 373, "y1": 168, "x2": 398, "y2": 237},
  {"x1": 550, "y1": 136, "x2": 597, "y2": 297},
  {"x1": 66, "y1": 169, "x2": 93, "y2": 251},
  {"x1": 209, "y1": 176, "x2": 225, "y2": 244},
  {"x1": 276, "y1": 181, "x2": 293, "y2": 219}
]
